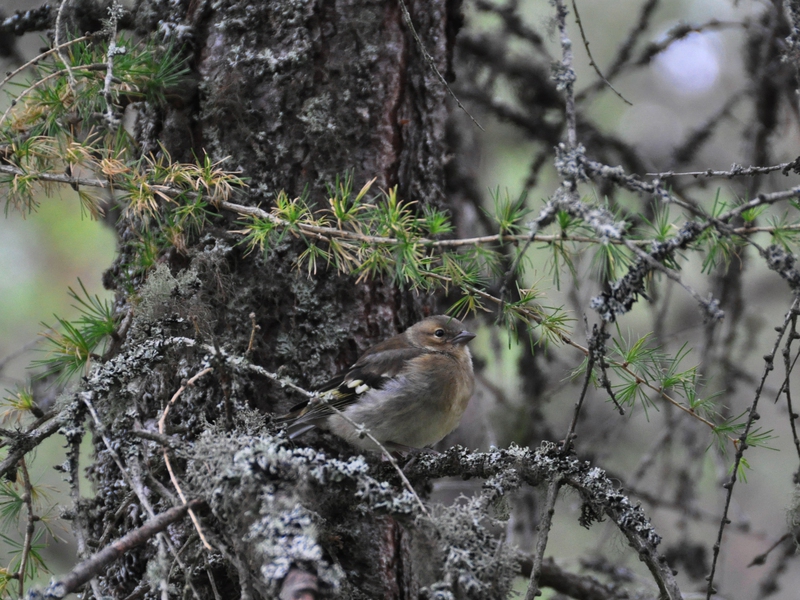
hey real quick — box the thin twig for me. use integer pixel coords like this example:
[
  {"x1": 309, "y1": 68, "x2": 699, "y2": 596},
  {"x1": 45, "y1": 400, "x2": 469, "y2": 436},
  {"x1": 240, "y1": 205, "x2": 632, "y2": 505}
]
[
  {"x1": 777, "y1": 311, "x2": 800, "y2": 463},
  {"x1": 524, "y1": 476, "x2": 562, "y2": 600},
  {"x1": 205, "y1": 554, "x2": 223, "y2": 600},
  {"x1": 64, "y1": 414, "x2": 105, "y2": 598},
  {"x1": 634, "y1": 20, "x2": 745, "y2": 67},
  {"x1": 704, "y1": 297, "x2": 800, "y2": 599},
  {"x1": 622, "y1": 238, "x2": 722, "y2": 320},
  {"x1": 83, "y1": 393, "x2": 149, "y2": 506},
  {"x1": 83, "y1": 392, "x2": 205, "y2": 598},
  {"x1": 397, "y1": 0, "x2": 484, "y2": 131},
  {"x1": 4, "y1": 161, "x2": 800, "y2": 249},
  {"x1": 747, "y1": 532, "x2": 791, "y2": 567},
  {"x1": 0, "y1": 34, "x2": 93, "y2": 93},
  {"x1": 575, "y1": 0, "x2": 659, "y2": 102},
  {"x1": 246, "y1": 363, "x2": 318, "y2": 398},
  {"x1": 16, "y1": 458, "x2": 35, "y2": 596},
  {"x1": 571, "y1": 0, "x2": 632, "y2": 105},
  {"x1": 0, "y1": 416, "x2": 63, "y2": 480},
  {"x1": 102, "y1": 1, "x2": 124, "y2": 130},
  {"x1": 553, "y1": 0, "x2": 577, "y2": 150},
  {"x1": 159, "y1": 367, "x2": 215, "y2": 550},
  {"x1": 246, "y1": 312, "x2": 260, "y2": 356},
  {"x1": 563, "y1": 325, "x2": 596, "y2": 450},
  {"x1": 96, "y1": 492, "x2": 136, "y2": 549},
  {"x1": 54, "y1": 0, "x2": 77, "y2": 89},
  {"x1": 55, "y1": 500, "x2": 204, "y2": 597},
  {"x1": 647, "y1": 158, "x2": 800, "y2": 179}
]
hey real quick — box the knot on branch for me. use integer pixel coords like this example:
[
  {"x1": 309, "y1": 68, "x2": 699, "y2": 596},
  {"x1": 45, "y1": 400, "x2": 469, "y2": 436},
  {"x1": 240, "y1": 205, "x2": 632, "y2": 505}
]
[
  {"x1": 554, "y1": 143, "x2": 588, "y2": 183},
  {"x1": 764, "y1": 244, "x2": 800, "y2": 292},
  {"x1": 551, "y1": 61, "x2": 576, "y2": 92},
  {"x1": 701, "y1": 297, "x2": 725, "y2": 323},
  {"x1": 0, "y1": 5, "x2": 52, "y2": 35},
  {"x1": 589, "y1": 262, "x2": 649, "y2": 322},
  {"x1": 591, "y1": 221, "x2": 708, "y2": 322}
]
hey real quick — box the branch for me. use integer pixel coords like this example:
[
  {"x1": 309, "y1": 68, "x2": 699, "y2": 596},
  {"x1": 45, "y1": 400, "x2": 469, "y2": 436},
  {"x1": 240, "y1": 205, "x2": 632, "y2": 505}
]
[
  {"x1": 396, "y1": 0, "x2": 483, "y2": 130},
  {"x1": 0, "y1": 414, "x2": 63, "y2": 480},
  {"x1": 54, "y1": 1, "x2": 76, "y2": 89},
  {"x1": 575, "y1": 0, "x2": 659, "y2": 102},
  {"x1": 17, "y1": 458, "x2": 35, "y2": 597},
  {"x1": 408, "y1": 443, "x2": 683, "y2": 600},
  {"x1": 571, "y1": 0, "x2": 632, "y2": 106},
  {"x1": 0, "y1": 162, "x2": 762, "y2": 445},
  {"x1": 102, "y1": 2, "x2": 125, "y2": 130},
  {"x1": 46, "y1": 500, "x2": 205, "y2": 598},
  {"x1": 648, "y1": 157, "x2": 800, "y2": 179},
  {"x1": 705, "y1": 297, "x2": 800, "y2": 599},
  {"x1": 553, "y1": 0, "x2": 577, "y2": 150},
  {"x1": 519, "y1": 556, "x2": 630, "y2": 600},
  {"x1": 159, "y1": 367, "x2": 215, "y2": 550},
  {"x1": 0, "y1": 5, "x2": 52, "y2": 36},
  {"x1": 524, "y1": 477, "x2": 561, "y2": 600}
]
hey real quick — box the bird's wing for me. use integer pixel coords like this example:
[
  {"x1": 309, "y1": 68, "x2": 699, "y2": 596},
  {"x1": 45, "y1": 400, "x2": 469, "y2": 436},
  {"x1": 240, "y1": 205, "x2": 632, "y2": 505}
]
[{"x1": 278, "y1": 346, "x2": 428, "y2": 429}]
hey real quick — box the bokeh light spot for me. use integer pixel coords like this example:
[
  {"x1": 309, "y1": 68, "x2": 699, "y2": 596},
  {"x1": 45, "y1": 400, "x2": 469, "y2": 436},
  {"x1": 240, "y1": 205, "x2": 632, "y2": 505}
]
[{"x1": 654, "y1": 31, "x2": 721, "y2": 95}]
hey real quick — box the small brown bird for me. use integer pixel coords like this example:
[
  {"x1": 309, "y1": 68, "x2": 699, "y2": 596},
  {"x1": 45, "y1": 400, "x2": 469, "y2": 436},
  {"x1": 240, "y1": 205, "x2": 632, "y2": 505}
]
[{"x1": 279, "y1": 315, "x2": 476, "y2": 452}]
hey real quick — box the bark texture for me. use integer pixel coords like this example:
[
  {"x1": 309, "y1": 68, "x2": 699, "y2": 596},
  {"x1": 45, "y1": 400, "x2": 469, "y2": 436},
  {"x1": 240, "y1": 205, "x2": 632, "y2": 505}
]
[{"x1": 84, "y1": 0, "x2": 461, "y2": 597}]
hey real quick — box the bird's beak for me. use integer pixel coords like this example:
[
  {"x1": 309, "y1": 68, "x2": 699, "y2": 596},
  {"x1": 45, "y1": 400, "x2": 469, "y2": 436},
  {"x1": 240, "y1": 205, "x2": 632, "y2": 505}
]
[{"x1": 451, "y1": 330, "x2": 476, "y2": 345}]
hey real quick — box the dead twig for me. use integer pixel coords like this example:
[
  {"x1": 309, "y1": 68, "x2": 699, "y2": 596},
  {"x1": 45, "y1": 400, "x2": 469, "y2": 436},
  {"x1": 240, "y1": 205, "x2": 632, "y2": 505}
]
[{"x1": 159, "y1": 367, "x2": 215, "y2": 550}]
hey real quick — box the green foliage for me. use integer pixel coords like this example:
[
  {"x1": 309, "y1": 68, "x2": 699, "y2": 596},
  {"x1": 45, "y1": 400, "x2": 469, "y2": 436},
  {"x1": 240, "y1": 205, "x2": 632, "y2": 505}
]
[
  {"x1": 640, "y1": 201, "x2": 676, "y2": 243},
  {"x1": 548, "y1": 210, "x2": 579, "y2": 289},
  {"x1": 1, "y1": 27, "x2": 789, "y2": 486},
  {"x1": 0, "y1": 527, "x2": 51, "y2": 589},
  {"x1": 568, "y1": 331, "x2": 772, "y2": 464},
  {"x1": 4, "y1": 34, "x2": 187, "y2": 140},
  {"x1": 740, "y1": 203, "x2": 767, "y2": 223},
  {"x1": 711, "y1": 410, "x2": 777, "y2": 458},
  {"x1": 0, "y1": 468, "x2": 60, "y2": 594},
  {"x1": 486, "y1": 187, "x2": 530, "y2": 236},
  {"x1": 240, "y1": 179, "x2": 574, "y2": 347},
  {"x1": 33, "y1": 280, "x2": 116, "y2": 383},
  {"x1": 0, "y1": 387, "x2": 39, "y2": 424},
  {"x1": 699, "y1": 190, "x2": 744, "y2": 273},
  {"x1": 591, "y1": 238, "x2": 633, "y2": 285},
  {"x1": 607, "y1": 334, "x2": 703, "y2": 418},
  {"x1": 768, "y1": 210, "x2": 800, "y2": 250},
  {"x1": 0, "y1": 32, "x2": 245, "y2": 249}
]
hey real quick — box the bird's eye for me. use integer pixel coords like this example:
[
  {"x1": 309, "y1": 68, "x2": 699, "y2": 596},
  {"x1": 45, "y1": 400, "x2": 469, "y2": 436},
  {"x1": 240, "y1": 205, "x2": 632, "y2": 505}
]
[{"x1": 434, "y1": 328, "x2": 445, "y2": 338}]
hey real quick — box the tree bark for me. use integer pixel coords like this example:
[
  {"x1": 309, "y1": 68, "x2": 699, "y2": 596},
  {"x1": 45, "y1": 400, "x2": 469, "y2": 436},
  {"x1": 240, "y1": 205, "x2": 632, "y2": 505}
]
[{"x1": 82, "y1": 0, "x2": 461, "y2": 597}]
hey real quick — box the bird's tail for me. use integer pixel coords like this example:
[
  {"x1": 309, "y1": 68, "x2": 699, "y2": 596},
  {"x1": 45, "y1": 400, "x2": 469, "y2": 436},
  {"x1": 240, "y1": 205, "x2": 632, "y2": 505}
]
[{"x1": 275, "y1": 400, "x2": 318, "y2": 439}]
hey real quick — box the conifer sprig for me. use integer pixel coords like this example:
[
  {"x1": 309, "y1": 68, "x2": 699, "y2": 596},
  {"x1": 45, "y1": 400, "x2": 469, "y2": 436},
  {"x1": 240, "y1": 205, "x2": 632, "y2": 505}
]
[{"x1": 32, "y1": 280, "x2": 116, "y2": 383}]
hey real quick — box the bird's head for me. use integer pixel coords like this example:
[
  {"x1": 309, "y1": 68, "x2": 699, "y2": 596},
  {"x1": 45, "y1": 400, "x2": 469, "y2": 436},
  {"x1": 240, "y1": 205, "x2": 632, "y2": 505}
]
[{"x1": 406, "y1": 315, "x2": 476, "y2": 352}]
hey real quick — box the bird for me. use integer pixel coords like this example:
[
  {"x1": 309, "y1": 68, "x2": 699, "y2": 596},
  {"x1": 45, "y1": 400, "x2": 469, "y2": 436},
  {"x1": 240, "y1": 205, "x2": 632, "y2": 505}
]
[{"x1": 277, "y1": 315, "x2": 476, "y2": 453}]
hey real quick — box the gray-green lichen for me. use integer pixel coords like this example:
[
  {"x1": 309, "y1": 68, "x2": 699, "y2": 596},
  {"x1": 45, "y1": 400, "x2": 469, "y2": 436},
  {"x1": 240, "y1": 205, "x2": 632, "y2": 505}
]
[
  {"x1": 182, "y1": 420, "x2": 526, "y2": 597},
  {"x1": 135, "y1": 263, "x2": 201, "y2": 323},
  {"x1": 185, "y1": 422, "x2": 405, "y2": 594},
  {"x1": 418, "y1": 498, "x2": 517, "y2": 600}
]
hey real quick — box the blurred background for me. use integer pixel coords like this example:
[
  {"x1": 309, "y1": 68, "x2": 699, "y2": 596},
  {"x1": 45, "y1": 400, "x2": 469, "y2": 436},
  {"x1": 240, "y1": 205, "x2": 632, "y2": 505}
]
[
  {"x1": 3, "y1": 0, "x2": 800, "y2": 598},
  {"x1": 441, "y1": 1, "x2": 800, "y2": 598}
]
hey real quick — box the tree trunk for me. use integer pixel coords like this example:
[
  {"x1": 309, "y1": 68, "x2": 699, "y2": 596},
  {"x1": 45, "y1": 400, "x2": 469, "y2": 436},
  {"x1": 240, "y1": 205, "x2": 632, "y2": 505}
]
[{"x1": 83, "y1": 0, "x2": 459, "y2": 597}]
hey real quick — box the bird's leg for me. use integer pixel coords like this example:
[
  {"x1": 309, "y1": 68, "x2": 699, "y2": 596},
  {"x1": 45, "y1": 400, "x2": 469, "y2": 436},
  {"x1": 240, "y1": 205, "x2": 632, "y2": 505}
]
[{"x1": 397, "y1": 446, "x2": 440, "y2": 471}]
